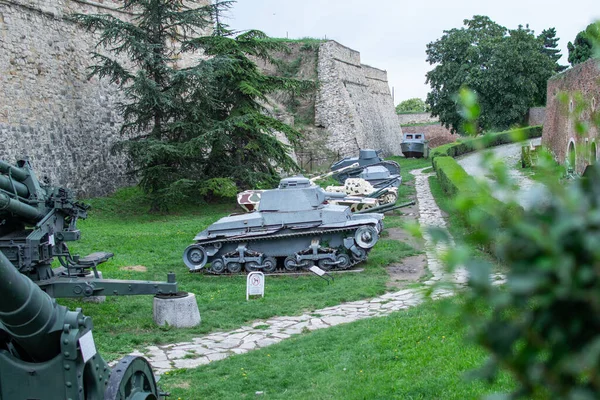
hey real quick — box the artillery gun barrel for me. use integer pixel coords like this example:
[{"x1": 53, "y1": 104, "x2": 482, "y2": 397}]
[
  {"x1": 0, "y1": 174, "x2": 29, "y2": 198},
  {"x1": 0, "y1": 160, "x2": 28, "y2": 182},
  {"x1": 0, "y1": 192, "x2": 44, "y2": 221},
  {"x1": 0, "y1": 251, "x2": 60, "y2": 362}
]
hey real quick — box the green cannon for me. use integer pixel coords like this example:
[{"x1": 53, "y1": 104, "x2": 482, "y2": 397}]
[
  {"x1": 0, "y1": 251, "x2": 164, "y2": 400},
  {"x1": 0, "y1": 159, "x2": 177, "y2": 298}
]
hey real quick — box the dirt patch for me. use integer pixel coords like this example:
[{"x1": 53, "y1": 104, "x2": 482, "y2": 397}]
[
  {"x1": 386, "y1": 254, "x2": 427, "y2": 289},
  {"x1": 171, "y1": 381, "x2": 190, "y2": 389},
  {"x1": 386, "y1": 227, "x2": 423, "y2": 251},
  {"x1": 120, "y1": 265, "x2": 148, "y2": 272}
]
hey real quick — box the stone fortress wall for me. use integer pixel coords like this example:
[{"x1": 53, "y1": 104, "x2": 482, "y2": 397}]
[
  {"x1": 315, "y1": 41, "x2": 402, "y2": 158},
  {"x1": 0, "y1": 2, "x2": 400, "y2": 196},
  {"x1": 0, "y1": 0, "x2": 210, "y2": 197}
]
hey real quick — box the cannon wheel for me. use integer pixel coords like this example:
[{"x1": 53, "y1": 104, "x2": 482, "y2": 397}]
[{"x1": 105, "y1": 355, "x2": 161, "y2": 400}]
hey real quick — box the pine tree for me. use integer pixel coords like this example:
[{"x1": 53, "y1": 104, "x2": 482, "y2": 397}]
[
  {"x1": 181, "y1": 1, "x2": 313, "y2": 190},
  {"x1": 73, "y1": 0, "x2": 310, "y2": 210},
  {"x1": 538, "y1": 28, "x2": 568, "y2": 73}
]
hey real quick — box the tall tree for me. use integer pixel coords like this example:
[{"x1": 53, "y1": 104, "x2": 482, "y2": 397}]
[
  {"x1": 538, "y1": 28, "x2": 568, "y2": 72},
  {"x1": 426, "y1": 16, "x2": 558, "y2": 134},
  {"x1": 395, "y1": 98, "x2": 428, "y2": 114},
  {"x1": 73, "y1": 0, "x2": 308, "y2": 209},
  {"x1": 181, "y1": 1, "x2": 312, "y2": 190},
  {"x1": 567, "y1": 23, "x2": 600, "y2": 66}
]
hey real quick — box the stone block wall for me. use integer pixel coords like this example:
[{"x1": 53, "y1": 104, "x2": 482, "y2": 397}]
[
  {"x1": 314, "y1": 41, "x2": 402, "y2": 159},
  {"x1": 0, "y1": 0, "x2": 209, "y2": 197},
  {"x1": 542, "y1": 59, "x2": 600, "y2": 174}
]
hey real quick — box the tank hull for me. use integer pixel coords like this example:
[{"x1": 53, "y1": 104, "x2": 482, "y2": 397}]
[{"x1": 401, "y1": 142, "x2": 425, "y2": 158}]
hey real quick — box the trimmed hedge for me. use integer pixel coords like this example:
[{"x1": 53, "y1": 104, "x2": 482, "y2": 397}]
[{"x1": 431, "y1": 125, "x2": 542, "y2": 160}]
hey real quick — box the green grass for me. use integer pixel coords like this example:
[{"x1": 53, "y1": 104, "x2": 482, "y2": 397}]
[
  {"x1": 61, "y1": 187, "x2": 420, "y2": 361},
  {"x1": 160, "y1": 297, "x2": 514, "y2": 399},
  {"x1": 387, "y1": 157, "x2": 431, "y2": 204}
]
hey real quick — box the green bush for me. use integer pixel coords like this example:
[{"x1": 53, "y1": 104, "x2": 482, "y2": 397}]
[
  {"x1": 431, "y1": 126, "x2": 543, "y2": 160},
  {"x1": 446, "y1": 161, "x2": 600, "y2": 399},
  {"x1": 432, "y1": 157, "x2": 521, "y2": 238}
]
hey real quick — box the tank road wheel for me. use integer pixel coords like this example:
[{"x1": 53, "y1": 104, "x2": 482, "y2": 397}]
[
  {"x1": 262, "y1": 257, "x2": 277, "y2": 273},
  {"x1": 336, "y1": 253, "x2": 351, "y2": 269},
  {"x1": 351, "y1": 248, "x2": 367, "y2": 262},
  {"x1": 284, "y1": 256, "x2": 297, "y2": 272},
  {"x1": 355, "y1": 226, "x2": 379, "y2": 249},
  {"x1": 104, "y1": 355, "x2": 160, "y2": 400},
  {"x1": 318, "y1": 258, "x2": 334, "y2": 271},
  {"x1": 227, "y1": 262, "x2": 242, "y2": 273},
  {"x1": 245, "y1": 261, "x2": 259, "y2": 272},
  {"x1": 210, "y1": 257, "x2": 226, "y2": 274},
  {"x1": 183, "y1": 244, "x2": 208, "y2": 271}
]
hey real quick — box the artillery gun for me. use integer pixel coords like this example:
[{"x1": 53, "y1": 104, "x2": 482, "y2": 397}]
[
  {"x1": 0, "y1": 159, "x2": 177, "y2": 298},
  {"x1": 184, "y1": 176, "x2": 384, "y2": 274},
  {"x1": 0, "y1": 251, "x2": 164, "y2": 399}
]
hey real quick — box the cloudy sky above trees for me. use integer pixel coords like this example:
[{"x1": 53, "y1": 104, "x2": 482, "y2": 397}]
[{"x1": 229, "y1": 0, "x2": 600, "y2": 105}]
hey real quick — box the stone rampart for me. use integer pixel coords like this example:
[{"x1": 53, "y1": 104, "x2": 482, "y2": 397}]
[
  {"x1": 0, "y1": 0, "x2": 209, "y2": 197},
  {"x1": 314, "y1": 41, "x2": 402, "y2": 159}
]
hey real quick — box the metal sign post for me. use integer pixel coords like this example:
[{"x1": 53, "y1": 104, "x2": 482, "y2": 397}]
[{"x1": 246, "y1": 271, "x2": 265, "y2": 300}]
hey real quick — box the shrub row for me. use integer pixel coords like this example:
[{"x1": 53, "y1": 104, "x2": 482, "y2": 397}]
[{"x1": 431, "y1": 125, "x2": 542, "y2": 159}]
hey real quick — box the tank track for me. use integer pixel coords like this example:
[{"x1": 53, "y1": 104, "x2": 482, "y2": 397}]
[{"x1": 192, "y1": 225, "x2": 374, "y2": 275}]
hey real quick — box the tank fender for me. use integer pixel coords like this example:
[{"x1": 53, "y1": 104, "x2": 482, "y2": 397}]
[{"x1": 343, "y1": 237, "x2": 355, "y2": 249}]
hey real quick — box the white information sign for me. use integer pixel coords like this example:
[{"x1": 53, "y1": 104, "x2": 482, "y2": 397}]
[
  {"x1": 79, "y1": 331, "x2": 97, "y2": 363},
  {"x1": 308, "y1": 265, "x2": 326, "y2": 276},
  {"x1": 246, "y1": 271, "x2": 265, "y2": 300}
]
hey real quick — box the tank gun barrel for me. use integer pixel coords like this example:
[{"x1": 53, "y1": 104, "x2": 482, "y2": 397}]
[{"x1": 0, "y1": 251, "x2": 60, "y2": 362}]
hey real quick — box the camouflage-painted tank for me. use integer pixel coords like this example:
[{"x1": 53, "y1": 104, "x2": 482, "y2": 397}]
[{"x1": 184, "y1": 177, "x2": 384, "y2": 274}]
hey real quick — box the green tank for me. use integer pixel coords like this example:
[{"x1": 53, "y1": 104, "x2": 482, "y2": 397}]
[{"x1": 0, "y1": 251, "x2": 164, "y2": 400}]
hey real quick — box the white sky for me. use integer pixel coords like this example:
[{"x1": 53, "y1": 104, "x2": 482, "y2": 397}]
[{"x1": 228, "y1": 0, "x2": 600, "y2": 105}]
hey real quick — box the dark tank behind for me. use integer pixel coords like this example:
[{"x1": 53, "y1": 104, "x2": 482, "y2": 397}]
[
  {"x1": 330, "y1": 149, "x2": 401, "y2": 188},
  {"x1": 183, "y1": 177, "x2": 384, "y2": 274}
]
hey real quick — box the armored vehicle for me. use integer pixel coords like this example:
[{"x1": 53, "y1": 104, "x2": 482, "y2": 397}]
[
  {"x1": 0, "y1": 159, "x2": 177, "y2": 298},
  {"x1": 330, "y1": 149, "x2": 401, "y2": 188},
  {"x1": 401, "y1": 133, "x2": 428, "y2": 158},
  {"x1": 184, "y1": 177, "x2": 384, "y2": 274},
  {"x1": 0, "y1": 251, "x2": 165, "y2": 400}
]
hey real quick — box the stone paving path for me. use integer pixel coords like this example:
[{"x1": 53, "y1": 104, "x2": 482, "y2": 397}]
[
  {"x1": 457, "y1": 139, "x2": 548, "y2": 209},
  {"x1": 129, "y1": 168, "x2": 469, "y2": 375}
]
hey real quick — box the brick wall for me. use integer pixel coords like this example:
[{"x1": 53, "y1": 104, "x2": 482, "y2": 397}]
[{"x1": 542, "y1": 59, "x2": 600, "y2": 174}]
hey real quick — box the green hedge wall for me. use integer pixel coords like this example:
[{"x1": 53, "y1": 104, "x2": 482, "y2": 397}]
[{"x1": 431, "y1": 126, "x2": 543, "y2": 160}]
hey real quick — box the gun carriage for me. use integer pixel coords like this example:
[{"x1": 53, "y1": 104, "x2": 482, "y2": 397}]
[{"x1": 0, "y1": 159, "x2": 177, "y2": 298}]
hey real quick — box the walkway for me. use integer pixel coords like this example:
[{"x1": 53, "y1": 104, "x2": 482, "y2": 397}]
[
  {"x1": 457, "y1": 138, "x2": 547, "y2": 209},
  {"x1": 130, "y1": 168, "x2": 466, "y2": 375}
]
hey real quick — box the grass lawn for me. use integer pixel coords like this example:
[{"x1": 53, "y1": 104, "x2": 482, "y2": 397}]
[
  {"x1": 160, "y1": 296, "x2": 514, "y2": 399},
  {"x1": 61, "y1": 158, "x2": 425, "y2": 360}
]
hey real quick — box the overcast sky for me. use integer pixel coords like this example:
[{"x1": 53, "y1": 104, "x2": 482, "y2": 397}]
[{"x1": 228, "y1": 0, "x2": 600, "y2": 105}]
